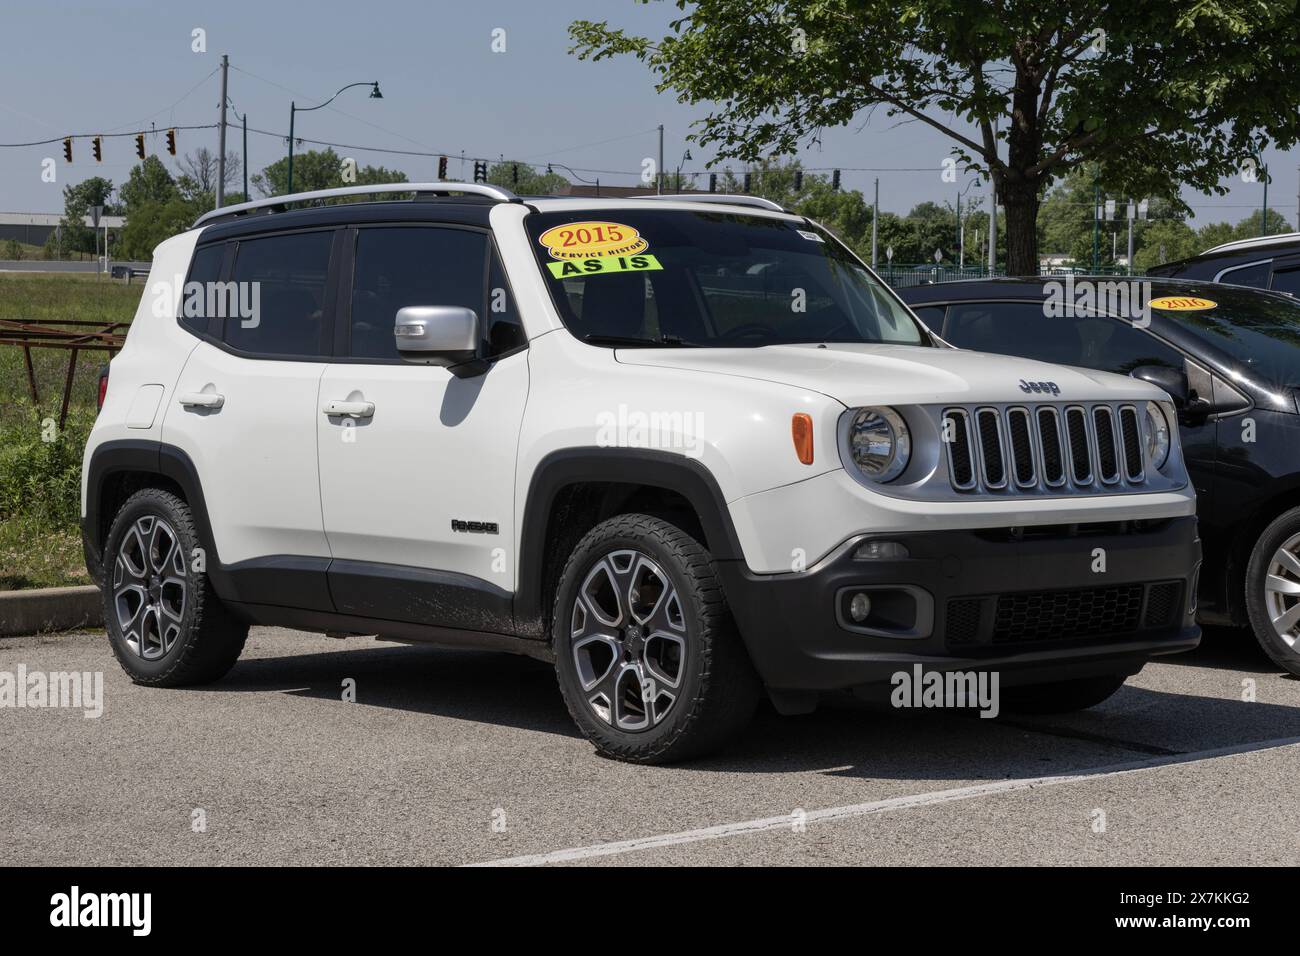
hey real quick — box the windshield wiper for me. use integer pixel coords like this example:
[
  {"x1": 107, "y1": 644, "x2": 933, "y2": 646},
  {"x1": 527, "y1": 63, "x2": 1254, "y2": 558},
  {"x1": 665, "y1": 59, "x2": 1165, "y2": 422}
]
[{"x1": 580, "y1": 333, "x2": 699, "y2": 348}]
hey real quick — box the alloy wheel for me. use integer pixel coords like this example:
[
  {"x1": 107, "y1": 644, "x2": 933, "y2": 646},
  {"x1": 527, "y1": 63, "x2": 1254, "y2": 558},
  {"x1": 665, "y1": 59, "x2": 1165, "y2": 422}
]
[
  {"x1": 570, "y1": 549, "x2": 687, "y2": 731},
  {"x1": 112, "y1": 516, "x2": 188, "y2": 660}
]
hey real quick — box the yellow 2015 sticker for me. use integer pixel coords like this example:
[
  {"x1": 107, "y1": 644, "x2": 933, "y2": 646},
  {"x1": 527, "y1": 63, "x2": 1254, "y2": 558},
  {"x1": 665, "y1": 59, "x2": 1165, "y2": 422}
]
[
  {"x1": 547, "y1": 254, "x2": 662, "y2": 278},
  {"x1": 1149, "y1": 295, "x2": 1217, "y2": 311},
  {"x1": 539, "y1": 221, "x2": 648, "y2": 261}
]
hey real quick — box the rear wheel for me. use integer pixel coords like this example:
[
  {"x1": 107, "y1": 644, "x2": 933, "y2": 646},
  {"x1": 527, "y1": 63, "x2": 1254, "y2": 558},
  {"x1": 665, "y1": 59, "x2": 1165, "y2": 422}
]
[
  {"x1": 103, "y1": 488, "x2": 247, "y2": 686},
  {"x1": 552, "y1": 514, "x2": 760, "y2": 763},
  {"x1": 1245, "y1": 507, "x2": 1300, "y2": 676},
  {"x1": 1000, "y1": 673, "x2": 1129, "y2": 714}
]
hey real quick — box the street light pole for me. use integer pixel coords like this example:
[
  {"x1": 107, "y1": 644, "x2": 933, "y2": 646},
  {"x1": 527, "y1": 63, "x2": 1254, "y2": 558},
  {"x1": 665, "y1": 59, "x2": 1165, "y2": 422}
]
[{"x1": 286, "y1": 81, "x2": 382, "y2": 195}]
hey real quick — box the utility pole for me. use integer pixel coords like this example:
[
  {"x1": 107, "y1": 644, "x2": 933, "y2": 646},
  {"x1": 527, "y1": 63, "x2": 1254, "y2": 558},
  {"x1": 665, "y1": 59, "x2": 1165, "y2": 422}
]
[
  {"x1": 1261, "y1": 162, "x2": 1269, "y2": 237},
  {"x1": 956, "y1": 189, "x2": 963, "y2": 268},
  {"x1": 1092, "y1": 176, "x2": 1101, "y2": 273},
  {"x1": 1126, "y1": 198, "x2": 1135, "y2": 276},
  {"x1": 987, "y1": 117, "x2": 997, "y2": 275},
  {"x1": 657, "y1": 125, "x2": 664, "y2": 195},
  {"x1": 217, "y1": 54, "x2": 229, "y2": 208},
  {"x1": 871, "y1": 178, "x2": 879, "y2": 268}
]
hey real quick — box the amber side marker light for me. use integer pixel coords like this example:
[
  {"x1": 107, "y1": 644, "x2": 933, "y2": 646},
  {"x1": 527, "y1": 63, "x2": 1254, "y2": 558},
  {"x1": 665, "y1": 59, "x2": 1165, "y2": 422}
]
[{"x1": 792, "y1": 413, "x2": 814, "y2": 464}]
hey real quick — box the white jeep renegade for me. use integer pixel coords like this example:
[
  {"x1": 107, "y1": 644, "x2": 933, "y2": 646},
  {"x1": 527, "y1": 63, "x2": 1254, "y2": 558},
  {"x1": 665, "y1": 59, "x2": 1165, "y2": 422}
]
[{"x1": 82, "y1": 183, "x2": 1200, "y2": 762}]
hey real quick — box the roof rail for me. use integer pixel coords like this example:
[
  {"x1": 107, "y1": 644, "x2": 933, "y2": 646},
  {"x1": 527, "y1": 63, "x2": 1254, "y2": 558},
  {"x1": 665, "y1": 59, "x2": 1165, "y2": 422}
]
[
  {"x1": 194, "y1": 182, "x2": 520, "y2": 228},
  {"x1": 1202, "y1": 231, "x2": 1300, "y2": 255},
  {"x1": 634, "y1": 193, "x2": 788, "y2": 213}
]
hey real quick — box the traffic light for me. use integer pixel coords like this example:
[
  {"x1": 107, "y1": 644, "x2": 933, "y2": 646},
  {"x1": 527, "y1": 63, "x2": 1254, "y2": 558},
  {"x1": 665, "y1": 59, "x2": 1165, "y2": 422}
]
[
  {"x1": 135, "y1": 134, "x2": 145, "y2": 160},
  {"x1": 708, "y1": 173, "x2": 717, "y2": 193},
  {"x1": 743, "y1": 172, "x2": 751, "y2": 193},
  {"x1": 62, "y1": 138, "x2": 72, "y2": 163},
  {"x1": 166, "y1": 129, "x2": 177, "y2": 155},
  {"x1": 92, "y1": 136, "x2": 102, "y2": 162},
  {"x1": 437, "y1": 155, "x2": 448, "y2": 180},
  {"x1": 831, "y1": 169, "x2": 841, "y2": 191},
  {"x1": 473, "y1": 160, "x2": 487, "y2": 183},
  {"x1": 793, "y1": 170, "x2": 803, "y2": 191},
  {"x1": 511, "y1": 163, "x2": 519, "y2": 185}
]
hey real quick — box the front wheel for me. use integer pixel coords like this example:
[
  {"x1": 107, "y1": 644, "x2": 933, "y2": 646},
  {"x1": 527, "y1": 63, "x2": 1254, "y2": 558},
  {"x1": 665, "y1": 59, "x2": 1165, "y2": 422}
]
[
  {"x1": 552, "y1": 514, "x2": 760, "y2": 763},
  {"x1": 1244, "y1": 507, "x2": 1300, "y2": 676}
]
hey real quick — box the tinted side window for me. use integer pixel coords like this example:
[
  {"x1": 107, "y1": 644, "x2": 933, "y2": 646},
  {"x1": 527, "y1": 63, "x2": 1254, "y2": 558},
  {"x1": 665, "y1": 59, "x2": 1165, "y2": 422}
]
[
  {"x1": 226, "y1": 231, "x2": 333, "y2": 357},
  {"x1": 1270, "y1": 267, "x2": 1300, "y2": 297},
  {"x1": 944, "y1": 301, "x2": 1184, "y2": 375},
  {"x1": 180, "y1": 244, "x2": 225, "y2": 336},
  {"x1": 910, "y1": 304, "x2": 946, "y2": 332},
  {"x1": 1216, "y1": 260, "x2": 1271, "y2": 288},
  {"x1": 349, "y1": 227, "x2": 487, "y2": 360}
]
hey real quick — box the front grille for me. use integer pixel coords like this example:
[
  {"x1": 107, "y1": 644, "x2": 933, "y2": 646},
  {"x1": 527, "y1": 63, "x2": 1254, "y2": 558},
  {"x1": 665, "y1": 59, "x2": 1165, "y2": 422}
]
[
  {"x1": 944, "y1": 402, "x2": 1146, "y2": 495},
  {"x1": 943, "y1": 580, "x2": 1183, "y2": 647}
]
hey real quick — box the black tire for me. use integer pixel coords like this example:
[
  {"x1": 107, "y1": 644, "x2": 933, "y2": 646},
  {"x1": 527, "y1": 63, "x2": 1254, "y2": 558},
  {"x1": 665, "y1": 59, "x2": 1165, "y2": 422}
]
[
  {"x1": 102, "y1": 488, "x2": 247, "y2": 686},
  {"x1": 552, "y1": 513, "x2": 760, "y2": 763},
  {"x1": 1000, "y1": 673, "x2": 1129, "y2": 714},
  {"x1": 1244, "y1": 507, "x2": 1300, "y2": 676}
]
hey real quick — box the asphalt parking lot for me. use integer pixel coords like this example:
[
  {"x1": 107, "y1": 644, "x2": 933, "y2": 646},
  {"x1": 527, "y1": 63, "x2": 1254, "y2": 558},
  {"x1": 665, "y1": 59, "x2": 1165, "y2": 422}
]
[{"x1": 2, "y1": 625, "x2": 1298, "y2": 866}]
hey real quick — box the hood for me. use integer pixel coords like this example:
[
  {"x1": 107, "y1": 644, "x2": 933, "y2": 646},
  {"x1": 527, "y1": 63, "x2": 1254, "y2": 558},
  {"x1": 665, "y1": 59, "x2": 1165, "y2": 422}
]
[{"x1": 615, "y1": 343, "x2": 1164, "y2": 407}]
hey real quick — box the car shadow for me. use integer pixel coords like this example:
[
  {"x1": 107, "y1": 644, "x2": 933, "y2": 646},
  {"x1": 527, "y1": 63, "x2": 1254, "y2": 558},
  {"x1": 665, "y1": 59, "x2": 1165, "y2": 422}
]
[{"x1": 204, "y1": 637, "x2": 1300, "y2": 782}]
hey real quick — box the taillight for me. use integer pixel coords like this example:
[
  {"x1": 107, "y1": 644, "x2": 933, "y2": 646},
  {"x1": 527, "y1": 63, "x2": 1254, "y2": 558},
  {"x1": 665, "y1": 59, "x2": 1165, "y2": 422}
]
[{"x1": 97, "y1": 365, "x2": 109, "y2": 412}]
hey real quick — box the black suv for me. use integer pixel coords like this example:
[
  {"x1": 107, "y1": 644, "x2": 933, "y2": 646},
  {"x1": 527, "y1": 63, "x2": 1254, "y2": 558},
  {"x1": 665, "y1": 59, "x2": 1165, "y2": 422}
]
[
  {"x1": 898, "y1": 276, "x2": 1300, "y2": 674},
  {"x1": 1148, "y1": 232, "x2": 1300, "y2": 293}
]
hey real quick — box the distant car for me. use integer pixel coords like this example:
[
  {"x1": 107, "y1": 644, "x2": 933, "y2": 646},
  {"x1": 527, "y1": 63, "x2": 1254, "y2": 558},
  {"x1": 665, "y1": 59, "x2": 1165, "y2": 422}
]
[
  {"x1": 898, "y1": 276, "x2": 1300, "y2": 675},
  {"x1": 1148, "y1": 232, "x2": 1300, "y2": 293}
]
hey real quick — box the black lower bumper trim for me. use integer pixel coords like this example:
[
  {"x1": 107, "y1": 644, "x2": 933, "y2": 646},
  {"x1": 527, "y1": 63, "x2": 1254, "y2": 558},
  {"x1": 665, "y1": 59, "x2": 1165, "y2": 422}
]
[{"x1": 718, "y1": 517, "x2": 1201, "y2": 691}]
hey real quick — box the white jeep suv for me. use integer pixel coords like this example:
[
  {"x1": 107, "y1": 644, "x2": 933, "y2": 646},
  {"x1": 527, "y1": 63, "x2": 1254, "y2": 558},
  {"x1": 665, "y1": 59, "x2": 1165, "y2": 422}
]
[{"x1": 82, "y1": 183, "x2": 1201, "y2": 762}]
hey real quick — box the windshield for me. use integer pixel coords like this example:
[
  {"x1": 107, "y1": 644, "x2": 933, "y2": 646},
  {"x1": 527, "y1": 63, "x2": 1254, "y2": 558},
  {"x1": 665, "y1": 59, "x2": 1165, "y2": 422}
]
[
  {"x1": 1152, "y1": 282, "x2": 1300, "y2": 388},
  {"x1": 525, "y1": 209, "x2": 929, "y2": 347}
]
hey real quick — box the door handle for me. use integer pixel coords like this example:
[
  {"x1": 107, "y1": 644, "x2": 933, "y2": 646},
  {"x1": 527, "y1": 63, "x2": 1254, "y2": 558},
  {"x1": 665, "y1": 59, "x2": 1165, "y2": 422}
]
[
  {"x1": 178, "y1": 392, "x2": 225, "y2": 409},
  {"x1": 323, "y1": 399, "x2": 375, "y2": 418}
]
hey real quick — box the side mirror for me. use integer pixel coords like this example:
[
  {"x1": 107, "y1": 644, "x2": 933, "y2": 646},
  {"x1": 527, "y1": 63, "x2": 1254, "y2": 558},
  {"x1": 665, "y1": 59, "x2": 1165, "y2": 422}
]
[
  {"x1": 1129, "y1": 365, "x2": 1188, "y2": 406},
  {"x1": 1130, "y1": 364, "x2": 1212, "y2": 424},
  {"x1": 394, "y1": 306, "x2": 479, "y2": 367}
]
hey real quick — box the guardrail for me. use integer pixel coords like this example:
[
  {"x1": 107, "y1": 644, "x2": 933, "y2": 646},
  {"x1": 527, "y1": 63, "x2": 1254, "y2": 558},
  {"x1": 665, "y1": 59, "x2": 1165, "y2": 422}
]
[{"x1": 875, "y1": 264, "x2": 1137, "y2": 289}]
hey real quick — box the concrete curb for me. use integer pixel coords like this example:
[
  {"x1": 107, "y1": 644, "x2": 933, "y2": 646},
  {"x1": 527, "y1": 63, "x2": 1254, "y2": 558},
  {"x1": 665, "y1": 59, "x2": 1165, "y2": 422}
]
[{"x1": 0, "y1": 586, "x2": 102, "y2": 637}]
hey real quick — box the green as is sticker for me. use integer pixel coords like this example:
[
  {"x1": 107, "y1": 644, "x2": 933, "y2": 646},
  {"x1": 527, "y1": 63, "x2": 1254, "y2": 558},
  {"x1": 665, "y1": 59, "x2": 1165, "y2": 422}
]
[{"x1": 547, "y1": 254, "x2": 662, "y2": 279}]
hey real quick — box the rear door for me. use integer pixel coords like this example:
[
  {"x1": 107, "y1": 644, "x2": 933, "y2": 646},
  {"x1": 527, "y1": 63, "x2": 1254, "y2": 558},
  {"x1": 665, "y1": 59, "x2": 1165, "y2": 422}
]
[
  {"x1": 162, "y1": 228, "x2": 339, "y2": 609},
  {"x1": 315, "y1": 223, "x2": 529, "y2": 630}
]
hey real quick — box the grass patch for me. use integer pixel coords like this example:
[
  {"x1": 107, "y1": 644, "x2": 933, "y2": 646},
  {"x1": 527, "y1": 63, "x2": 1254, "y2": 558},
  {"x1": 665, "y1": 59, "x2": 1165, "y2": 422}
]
[{"x1": 1, "y1": 275, "x2": 139, "y2": 589}]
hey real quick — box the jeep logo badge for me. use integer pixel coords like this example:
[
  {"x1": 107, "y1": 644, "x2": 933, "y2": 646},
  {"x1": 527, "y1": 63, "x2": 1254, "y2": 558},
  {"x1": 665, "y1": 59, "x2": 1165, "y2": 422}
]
[{"x1": 1018, "y1": 379, "x2": 1060, "y2": 396}]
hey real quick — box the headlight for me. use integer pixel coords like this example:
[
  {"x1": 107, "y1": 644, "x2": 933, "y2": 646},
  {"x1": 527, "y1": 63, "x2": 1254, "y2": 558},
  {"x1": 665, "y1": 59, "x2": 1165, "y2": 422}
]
[
  {"x1": 848, "y1": 406, "x2": 911, "y2": 482},
  {"x1": 1144, "y1": 400, "x2": 1171, "y2": 470}
]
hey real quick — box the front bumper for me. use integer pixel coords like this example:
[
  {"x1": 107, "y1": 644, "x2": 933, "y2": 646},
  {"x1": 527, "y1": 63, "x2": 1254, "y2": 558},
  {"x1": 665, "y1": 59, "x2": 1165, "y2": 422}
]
[{"x1": 717, "y1": 516, "x2": 1200, "y2": 695}]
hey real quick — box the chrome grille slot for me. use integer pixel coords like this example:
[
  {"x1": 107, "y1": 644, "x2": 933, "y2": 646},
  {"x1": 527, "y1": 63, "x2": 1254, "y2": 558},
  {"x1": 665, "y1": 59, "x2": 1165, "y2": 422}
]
[
  {"x1": 1006, "y1": 408, "x2": 1036, "y2": 486},
  {"x1": 1092, "y1": 406, "x2": 1120, "y2": 484},
  {"x1": 1065, "y1": 406, "x2": 1092, "y2": 484},
  {"x1": 943, "y1": 409, "x2": 975, "y2": 489},
  {"x1": 1037, "y1": 408, "x2": 1065, "y2": 486},
  {"x1": 940, "y1": 401, "x2": 1152, "y2": 496},
  {"x1": 1119, "y1": 405, "x2": 1144, "y2": 481},
  {"x1": 975, "y1": 408, "x2": 1007, "y2": 488}
]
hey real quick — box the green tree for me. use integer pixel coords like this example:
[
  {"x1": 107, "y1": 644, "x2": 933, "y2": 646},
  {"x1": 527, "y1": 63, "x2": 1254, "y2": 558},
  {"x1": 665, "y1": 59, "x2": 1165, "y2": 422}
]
[
  {"x1": 487, "y1": 159, "x2": 569, "y2": 194},
  {"x1": 571, "y1": 1, "x2": 1300, "y2": 276},
  {"x1": 252, "y1": 149, "x2": 408, "y2": 197},
  {"x1": 118, "y1": 197, "x2": 200, "y2": 260},
  {"x1": 59, "y1": 177, "x2": 114, "y2": 255},
  {"x1": 120, "y1": 156, "x2": 180, "y2": 211}
]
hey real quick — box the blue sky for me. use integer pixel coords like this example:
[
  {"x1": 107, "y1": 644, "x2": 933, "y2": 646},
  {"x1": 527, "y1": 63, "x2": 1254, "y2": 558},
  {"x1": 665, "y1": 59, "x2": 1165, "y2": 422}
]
[{"x1": 1, "y1": 0, "x2": 1296, "y2": 230}]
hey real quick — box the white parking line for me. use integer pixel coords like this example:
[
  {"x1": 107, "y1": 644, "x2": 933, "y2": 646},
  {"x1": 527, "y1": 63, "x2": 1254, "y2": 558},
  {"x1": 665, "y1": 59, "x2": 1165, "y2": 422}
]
[{"x1": 467, "y1": 735, "x2": 1300, "y2": 866}]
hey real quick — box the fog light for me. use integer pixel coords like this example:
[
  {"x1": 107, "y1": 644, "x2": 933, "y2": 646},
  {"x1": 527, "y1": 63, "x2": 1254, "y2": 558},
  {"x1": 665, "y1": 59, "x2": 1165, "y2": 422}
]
[
  {"x1": 849, "y1": 593, "x2": 872, "y2": 623},
  {"x1": 854, "y1": 540, "x2": 909, "y2": 561}
]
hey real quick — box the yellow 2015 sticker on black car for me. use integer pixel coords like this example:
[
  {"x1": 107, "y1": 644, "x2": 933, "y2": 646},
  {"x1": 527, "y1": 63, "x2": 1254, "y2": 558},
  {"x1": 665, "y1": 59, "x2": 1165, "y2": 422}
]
[{"x1": 547, "y1": 254, "x2": 662, "y2": 278}]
